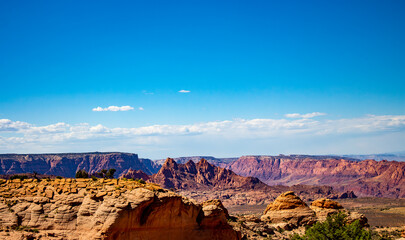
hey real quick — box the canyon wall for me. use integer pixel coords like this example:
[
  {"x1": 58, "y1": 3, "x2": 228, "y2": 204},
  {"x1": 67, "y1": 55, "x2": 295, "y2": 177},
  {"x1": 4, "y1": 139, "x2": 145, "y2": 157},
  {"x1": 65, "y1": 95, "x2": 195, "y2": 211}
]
[{"x1": 226, "y1": 156, "x2": 405, "y2": 198}]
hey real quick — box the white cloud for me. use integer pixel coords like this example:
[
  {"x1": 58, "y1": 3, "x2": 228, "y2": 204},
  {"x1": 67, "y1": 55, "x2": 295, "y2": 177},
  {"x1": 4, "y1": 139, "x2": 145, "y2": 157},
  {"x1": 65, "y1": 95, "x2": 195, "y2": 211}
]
[
  {"x1": 0, "y1": 119, "x2": 31, "y2": 131},
  {"x1": 139, "y1": 107, "x2": 144, "y2": 111},
  {"x1": 1, "y1": 114, "x2": 405, "y2": 155},
  {"x1": 92, "y1": 105, "x2": 134, "y2": 112},
  {"x1": 285, "y1": 112, "x2": 326, "y2": 118},
  {"x1": 178, "y1": 90, "x2": 190, "y2": 93}
]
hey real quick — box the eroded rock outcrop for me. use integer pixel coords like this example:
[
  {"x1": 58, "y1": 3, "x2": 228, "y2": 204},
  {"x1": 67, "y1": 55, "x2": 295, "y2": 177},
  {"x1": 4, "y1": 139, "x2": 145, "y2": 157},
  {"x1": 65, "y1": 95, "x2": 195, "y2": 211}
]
[
  {"x1": 230, "y1": 192, "x2": 369, "y2": 239},
  {"x1": 310, "y1": 198, "x2": 343, "y2": 221},
  {"x1": 0, "y1": 178, "x2": 240, "y2": 240},
  {"x1": 261, "y1": 191, "x2": 316, "y2": 228}
]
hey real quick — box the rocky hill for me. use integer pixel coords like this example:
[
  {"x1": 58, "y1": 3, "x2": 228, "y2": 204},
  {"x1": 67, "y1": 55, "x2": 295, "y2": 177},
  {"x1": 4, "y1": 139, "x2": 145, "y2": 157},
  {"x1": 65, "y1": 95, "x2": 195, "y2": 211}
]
[
  {"x1": 150, "y1": 158, "x2": 266, "y2": 190},
  {"x1": 226, "y1": 155, "x2": 405, "y2": 198},
  {"x1": 149, "y1": 158, "x2": 353, "y2": 206},
  {"x1": 0, "y1": 152, "x2": 160, "y2": 177},
  {"x1": 0, "y1": 178, "x2": 240, "y2": 240}
]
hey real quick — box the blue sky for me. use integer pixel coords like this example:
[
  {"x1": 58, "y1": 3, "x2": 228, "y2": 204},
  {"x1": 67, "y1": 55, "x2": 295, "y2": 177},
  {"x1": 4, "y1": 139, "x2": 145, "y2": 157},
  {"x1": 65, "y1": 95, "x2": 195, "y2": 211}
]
[{"x1": 1, "y1": 1, "x2": 404, "y2": 158}]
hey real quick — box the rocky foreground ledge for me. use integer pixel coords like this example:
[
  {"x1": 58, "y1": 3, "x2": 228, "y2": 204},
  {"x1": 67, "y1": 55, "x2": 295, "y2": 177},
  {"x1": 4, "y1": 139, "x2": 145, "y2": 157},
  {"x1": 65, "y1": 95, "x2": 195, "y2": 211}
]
[{"x1": 0, "y1": 178, "x2": 240, "y2": 240}]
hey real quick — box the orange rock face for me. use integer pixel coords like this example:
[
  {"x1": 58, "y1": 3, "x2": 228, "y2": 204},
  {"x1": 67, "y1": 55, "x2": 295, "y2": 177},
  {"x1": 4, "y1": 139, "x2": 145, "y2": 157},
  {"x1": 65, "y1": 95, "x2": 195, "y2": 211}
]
[
  {"x1": 227, "y1": 156, "x2": 405, "y2": 198},
  {"x1": 263, "y1": 191, "x2": 308, "y2": 213},
  {"x1": 0, "y1": 179, "x2": 241, "y2": 240}
]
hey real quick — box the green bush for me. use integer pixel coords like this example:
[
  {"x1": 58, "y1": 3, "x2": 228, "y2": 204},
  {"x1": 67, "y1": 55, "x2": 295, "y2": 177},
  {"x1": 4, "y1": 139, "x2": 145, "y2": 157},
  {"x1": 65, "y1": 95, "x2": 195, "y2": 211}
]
[{"x1": 290, "y1": 212, "x2": 371, "y2": 240}]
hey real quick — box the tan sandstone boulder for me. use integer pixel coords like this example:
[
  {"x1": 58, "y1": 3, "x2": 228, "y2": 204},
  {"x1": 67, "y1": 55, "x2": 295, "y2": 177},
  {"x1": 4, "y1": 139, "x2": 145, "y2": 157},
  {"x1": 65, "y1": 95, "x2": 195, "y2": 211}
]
[
  {"x1": 310, "y1": 198, "x2": 343, "y2": 221},
  {"x1": 261, "y1": 191, "x2": 316, "y2": 228}
]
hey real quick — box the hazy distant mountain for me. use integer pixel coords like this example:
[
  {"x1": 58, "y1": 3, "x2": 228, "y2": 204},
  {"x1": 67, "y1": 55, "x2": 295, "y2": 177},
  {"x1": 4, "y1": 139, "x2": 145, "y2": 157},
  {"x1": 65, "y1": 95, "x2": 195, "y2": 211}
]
[{"x1": 342, "y1": 153, "x2": 405, "y2": 162}]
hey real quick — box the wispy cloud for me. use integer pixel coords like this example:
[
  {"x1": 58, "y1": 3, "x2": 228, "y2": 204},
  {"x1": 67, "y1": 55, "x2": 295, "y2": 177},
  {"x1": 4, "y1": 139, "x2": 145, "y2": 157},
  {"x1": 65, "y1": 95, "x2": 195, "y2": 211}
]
[
  {"x1": 1, "y1": 115, "x2": 404, "y2": 155},
  {"x1": 142, "y1": 90, "x2": 154, "y2": 95},
  {"x1": 2, "y1": 114, "x2": 404, "y2": 138},
  {"x1": 178, "y1": 90, "x2": 190, "y2": 93},
  {"x1": 139, "y1": 107, "x2": 144, "y2": 111},
  {"x1": 285, "y1": 112, "x2": 326, "y2": 118},
  {"x1": 92, "y1": 106, "x2": 134, "y2": 112},
  {"x1": 0, "y1": 119, "x2": 30, "y2": 131}
]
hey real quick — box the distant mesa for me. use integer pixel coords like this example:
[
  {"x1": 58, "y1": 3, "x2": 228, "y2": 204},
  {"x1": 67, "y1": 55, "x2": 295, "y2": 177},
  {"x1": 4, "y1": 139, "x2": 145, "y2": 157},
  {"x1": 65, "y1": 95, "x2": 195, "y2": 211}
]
[{"x1": 0, "y1": 152, "x2": 160, "y2": 178}]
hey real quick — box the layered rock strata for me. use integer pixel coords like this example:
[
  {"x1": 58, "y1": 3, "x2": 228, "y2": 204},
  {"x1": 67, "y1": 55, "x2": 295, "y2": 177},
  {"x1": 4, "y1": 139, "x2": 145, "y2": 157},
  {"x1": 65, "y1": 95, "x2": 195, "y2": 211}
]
[
  {"x1": 226, "y1": 155, "x2": 405, "y2": 198},
  {"x1": 0, "y1": 178, "x2": 240, "y2": 240}
]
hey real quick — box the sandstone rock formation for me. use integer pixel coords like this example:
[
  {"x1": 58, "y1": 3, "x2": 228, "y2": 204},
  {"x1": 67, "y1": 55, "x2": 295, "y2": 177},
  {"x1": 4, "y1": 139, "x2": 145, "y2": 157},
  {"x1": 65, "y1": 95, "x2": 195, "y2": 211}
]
[
  {"x1": 150, "y1": 158, "x2": 267, "y2": 191},
  {"x1": 0, "y1": 152, "x2": 160, "y2": 177},
  {"x1": 228, "y1": 192, "x2": 369, "y2": 239},
  {"x1": 226, "y1": 155, "x2": 405, "y2": 198},
  {"x1": 0, "y1": 178, "x2": 240, "y2": 240},
  {"x1": 310, "y1": 198, "x2": 343, "y2": 221},
  {"x1": 261, "y1": 191, "x2": 316, "y2": 228}
]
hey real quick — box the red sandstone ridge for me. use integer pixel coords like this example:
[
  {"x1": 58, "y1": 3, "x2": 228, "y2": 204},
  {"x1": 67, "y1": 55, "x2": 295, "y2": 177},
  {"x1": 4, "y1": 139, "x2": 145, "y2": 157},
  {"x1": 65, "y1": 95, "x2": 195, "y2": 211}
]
[
  {"x1": 150, "y1": 158, "x2": 266, "y2": 190},
  {"x1": 226, "y1": 155, "x2": 405, "y2": 198},
  {"x1": 0, "y1": 152, "x2": 160, "y2": 178}
]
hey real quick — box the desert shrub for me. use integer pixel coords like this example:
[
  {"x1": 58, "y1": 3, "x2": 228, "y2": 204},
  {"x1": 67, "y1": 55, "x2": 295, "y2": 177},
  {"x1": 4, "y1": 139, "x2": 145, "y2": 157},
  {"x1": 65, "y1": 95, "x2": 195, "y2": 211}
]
[
  {"x1": 75, "y1": 169, "x2": 89, "y2": 178},
  {"x1": 56, "y1": 176, "x2": 63, "y2": 179},
  {"x1": 94, "y1": 168, "x2": 116, "y2": 179},
  {"x1": 106, "y1": 168, "x2": 116, "y2": 179},
  {"x1": 290, "y1": 212, "x2": 371, "y2": 240},
  {"x1": 91, "y1": 176, "x2": 98, "y2": 181}
]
